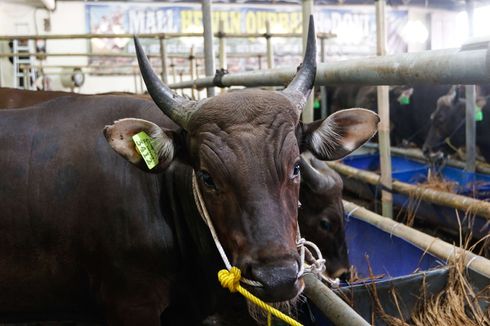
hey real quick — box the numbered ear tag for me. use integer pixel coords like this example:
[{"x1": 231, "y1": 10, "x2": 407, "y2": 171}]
[{"x1": 132, "y1": 131, "x2": 159, "y2": 170}]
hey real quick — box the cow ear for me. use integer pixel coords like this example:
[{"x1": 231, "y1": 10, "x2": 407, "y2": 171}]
[
  {"x1": 301, "y1": 109, "x2": 379, "y2": 160},
  {"x1": 104, "y1": 118, "x2": 175, "y2": 172}
]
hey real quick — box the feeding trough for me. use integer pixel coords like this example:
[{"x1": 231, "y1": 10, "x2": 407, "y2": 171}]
[
  {"x1": 301, "y1": 202, "x2": 490, "y2": 326},
  {"x1": 339, "y1": 153, "x2": 490, "y2": 240}
]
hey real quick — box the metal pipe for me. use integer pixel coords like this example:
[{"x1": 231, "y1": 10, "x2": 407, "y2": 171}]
[
  {"x1": 319, "y1": 37, "x2": 327, "y2": 119},
  {"x1": 159, "y1": 37, "x2": 168, "y2": 84},
  {"x1": 0, "y1": 32, "x2": 335, "y2": 42},
  {"x1": 266, "y1": 21, "x2": 274, "y2": 69},
  {"x1": 301, "y1": 0, "x2": 314, "y2": 123},
  {"x1": 169, "y1": 47, "x2": 490, "y2": 89},
  {"x1": 466, "y1": 85, "x2": 477, "y2": 172},
  {"x1": 189, "y1": 46, "x2": 196, "y2": 100},
  {"x1": 343, "y1": 200, "x2": 490, "y2": 278},
  {"x1": 202, "y1": 0, "x2": 215, "y2": 97},
  {"x1": 466, "y1": 0, "x2": 476, "y2": 173},
  {"x1": 303, "y1": 274, "x2": 370, "y2": 326},
  {"x1": 376, "y1": 0, "x2": 393, "y2": 218},
  {"x1": 218, "y1": 20, "x2": 227, "y2": 71}
]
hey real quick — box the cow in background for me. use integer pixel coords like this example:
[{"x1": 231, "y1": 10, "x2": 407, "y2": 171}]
[
  {"x1": 327, "y1": 85, "x2": 452, "y2": 148},
  {"x1": 299, "y1": 151, "x2": 349, "y2": 281},
  {"x1": 422, "y1": 86, "x2": 490, "y2": 162}
]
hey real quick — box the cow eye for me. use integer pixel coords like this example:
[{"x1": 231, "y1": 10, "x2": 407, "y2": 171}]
[
  {"x1": 198, "y1": 171, "x2": 216, "y2": 189},
  {"x1": 292, "y1": 162, "x2": 300, "y2": 177},
  {"x1": 320, "y1": 218, "x2": 331, "y2": 231}
]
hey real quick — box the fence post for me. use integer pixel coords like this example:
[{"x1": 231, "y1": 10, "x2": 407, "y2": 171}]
[
  {"x1": 465, "y1": 0, "x2": 476, "y2": 172},
  {"x1": 159, "y1": 37, "x2": 168, "y2": 84},
  {"x1": 202, "y1": 0, "x2": 216, "y2": 97},
  {"x1": 375, "y1": 0, "x2": 393, "y2": 218},
  {"x1": 319, "y1": 36, "x2": 327, "y2": 119}
]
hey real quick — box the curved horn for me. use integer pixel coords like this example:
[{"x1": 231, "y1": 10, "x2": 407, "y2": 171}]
[
  {"x1": 283, "y1": 15, "x2": 317, "y2": 109},
  {"x1": 134, "y1": 36, "x2": 196, "y2": 129}
]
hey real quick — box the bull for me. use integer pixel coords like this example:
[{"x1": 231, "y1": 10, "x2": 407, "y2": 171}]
[
  {"x1": 0, "y1": 17, "x2": 378, "y2": 324},
  {"x1": 423, "y1": 86, "x2": 490, "y2": 163}
]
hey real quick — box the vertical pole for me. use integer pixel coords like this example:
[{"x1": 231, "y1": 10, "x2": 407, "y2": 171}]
[
  {"x1": 320, "y1": 36, "x2": 328, "y2": 119},
  {"x1": 376, "y1": 0, "x2": 393, "y2": 218},
  {"x1": 202, "y1": 0, "x2": 216, "y2": 97},
  {"x1": 218, "y1": 20, "x2": 227, "y2": 95},
  {"x1": 189, "y1": 46, "x2": 196, "y2": 100},
  {"x1": 159, "y1": 37, "x2": 168, "y2": 84},
  {"x1": 465, "y1": 0, "x2": 476, "y2": 172},
  {"x1": 179, "y1": 71, "x2": 185, "y2": 96},
  {"x1": 170, "y1": 61, "x2": 177, "y2": 84},
  {"x1": 133, "y1": 69, "x2": 138, "y2": 93},
  {"x1": 266, "y1": 21, "x2": 274, "y2": 69},
  {"x1": 218, "y1": 20, "x2": 227, "y2": 70},
  {"x1": 302, "y1": 0, "x2": 314, "y2": 123},
  {"x1": 257, "y1": 55, "x2": 262, "y2": 70}
]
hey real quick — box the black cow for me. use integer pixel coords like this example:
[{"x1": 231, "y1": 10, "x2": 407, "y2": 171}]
[
  {"x1": 299, "y1": 151, "x2": 349, "y2": 281},
  {"x1": 422, "y1": 86, "x2": 490, "y2": 162},
  {"x1": 327, "y1": 85, "x2": 452, "y2": 148},
  {"x1": 0, "y1": 18, "x2": 378, "y2": 325}
]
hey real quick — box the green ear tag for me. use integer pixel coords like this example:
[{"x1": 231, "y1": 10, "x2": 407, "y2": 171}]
[
  {"x1": 399, "y1": 95, "x2": 410, "y2": 106},
  {"x1": 132, "y1": 131, "x2": 159, "y2": 170},
  {"x1": 475, "y1": 107, "x2": 483, "y2": 122}
]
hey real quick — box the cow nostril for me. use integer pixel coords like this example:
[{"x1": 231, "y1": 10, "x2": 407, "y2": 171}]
[{"x1": 249, "y1": 260, "x2": 300, "y2": 301}]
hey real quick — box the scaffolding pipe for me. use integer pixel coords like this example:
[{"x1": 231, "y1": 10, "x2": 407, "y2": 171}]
[
  {"x1": 343, "y1": 200, "x2": 490, "y2": 278},
  {"x1": 202, "y1": 0, "x2": 215, "y2": 97},
  {"x1": 376, "y1": 0, "x2": 393, "y2": 218},
  {"x1": 319, "y1": 37, "x2": 327, "y2": 119},
  {"x1": 303, "y1": 274, "x2": 370, "y2": 326},
  {"x1": 159, "y1": 37, "x2": 168, "y2": 84},
  {"x1": 168, "y1": 47, "x2": 490, "y2": 89},
  {"x1": 266, "y1": 21, "x2": 274, "y2": 69},
  {"x1": 465, "y1": 0, "x2": 477, "y2": 173}
]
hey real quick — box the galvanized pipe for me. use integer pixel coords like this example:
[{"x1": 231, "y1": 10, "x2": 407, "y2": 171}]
[
  {"x1": 168, "y1": 47, "x2": 490, "y2": 89},
  {"x1": 376, "y1": 0, "x2": 393, "y2": 218},
  {"x1": 343, "y1": 200, "x2": 490, "y2": 278},
  {"x1": 319, "y1": 37, "x2": 327, "y2": 119},
  {"x1": 303, "y1": 274, "x2": 370, "y2": 326},
  {"x1": 266, "y1": 21, "x2": 274, "y2": 69},
  {"x1": 465, "y1": 85, "x2": 477, "y2": 172},
  {"x1": 202, "y1": 0, "x2": 215, "y2": 97},
  {"x1": 159, "y1": 37, "x2": 168, "y2": 84}
]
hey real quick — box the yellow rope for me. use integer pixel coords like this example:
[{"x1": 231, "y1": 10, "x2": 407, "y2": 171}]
[{"x1": 218, "y1": 267, "x2": 303, "y2": 326}]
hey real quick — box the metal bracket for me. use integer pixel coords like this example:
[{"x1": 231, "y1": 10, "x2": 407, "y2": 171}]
[{"x1": 213, "y1": 68, "x2": 229, "y2": 88}]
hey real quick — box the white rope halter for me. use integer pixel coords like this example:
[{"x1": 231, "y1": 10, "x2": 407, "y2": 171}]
[{"x1": 191, "y1": 170, "x2": 327, "y2": 288}]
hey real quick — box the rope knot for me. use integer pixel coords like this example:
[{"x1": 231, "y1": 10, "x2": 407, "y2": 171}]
[{"x1": 218, "y1": 267, "x2": 241, "y2": 292}]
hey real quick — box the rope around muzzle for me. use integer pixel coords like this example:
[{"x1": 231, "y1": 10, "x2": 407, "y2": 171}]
[{"x1": 191, "y1": 170, "x2": 327, "y2": 326}]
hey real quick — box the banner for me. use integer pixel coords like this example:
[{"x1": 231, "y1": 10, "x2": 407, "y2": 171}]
[{"x1": 85, "y1": 3, "x2": 408, "y2": 72}]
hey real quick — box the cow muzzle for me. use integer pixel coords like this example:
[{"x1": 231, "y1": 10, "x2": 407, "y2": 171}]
[{"x1": 246, "y1": 259, "x2": 303, "y2": 302}]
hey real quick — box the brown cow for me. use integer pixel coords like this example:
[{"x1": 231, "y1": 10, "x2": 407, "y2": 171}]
[{"x1": 0, "y1": 17, "x2": 377, "y2": 324}]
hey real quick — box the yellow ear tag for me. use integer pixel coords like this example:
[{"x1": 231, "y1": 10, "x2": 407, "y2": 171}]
[{"x1": 132, "y1": 131, "x2": 159, "y2": 170}]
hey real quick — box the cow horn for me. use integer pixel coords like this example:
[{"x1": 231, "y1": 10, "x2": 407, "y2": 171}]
[
  {"x1": 134, "y1": 36, "x2": 196, "y2": 130},
  {"x1": 283, "y1": 15, "x2": 317, "y2": 110}
]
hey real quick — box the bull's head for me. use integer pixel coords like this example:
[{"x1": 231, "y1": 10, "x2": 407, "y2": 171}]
[
  {"x1": 104, "y1": 16, "x2": 379, "y2": 302},
  {"x1": 422, "y1": 86, "x2": 466, "y2": 160}
]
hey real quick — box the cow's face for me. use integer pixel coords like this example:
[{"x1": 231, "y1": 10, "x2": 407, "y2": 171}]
[
  {"x1": 422, "y1": 88, "x2": 466, "y2": 159},
  {"x1": 104, "y1": 17, "x2": 378, "y2": 303},
  {"x1": 298, "y1": 152, "x2": 349, "y2": 281}
]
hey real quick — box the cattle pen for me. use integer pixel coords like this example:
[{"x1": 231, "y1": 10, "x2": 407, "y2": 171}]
[{"x1": 1, "y1": 0, "x2": 490, "y2": 325}]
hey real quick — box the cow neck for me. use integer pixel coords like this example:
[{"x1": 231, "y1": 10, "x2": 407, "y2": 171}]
[{"x1": 191, "y1": 170, "x2": 328, "y2": 287}]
